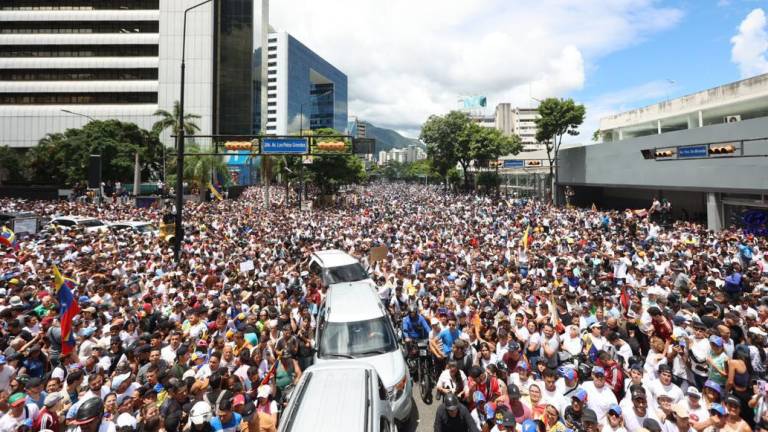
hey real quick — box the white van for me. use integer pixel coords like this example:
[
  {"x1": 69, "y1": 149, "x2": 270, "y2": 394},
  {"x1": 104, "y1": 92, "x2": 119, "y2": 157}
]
[
  {"x1": 314, "y1": 282, "x2": 413, "y2": 423},
  {"x1": 308, "y1": 249, "x2": 373, "y2": 286},
  {"x1": 278, "y1": 361, "x2": 396, "y2": 432}
]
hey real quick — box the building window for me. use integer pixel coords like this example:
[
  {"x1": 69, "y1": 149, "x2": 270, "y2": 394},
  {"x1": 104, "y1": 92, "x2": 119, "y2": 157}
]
[
  {"x1": 0, "y1": 0, "x2": 159, "y2": 10},
  {"x1": 267, "y1": 62, "x2": 277, "y2": 67},
  {"x1": 0, "y1": 68, "x2": 158, "y2": 81},
  {"x1": 0, "y1": 92, "x2": 158, "y2": 104},
  {"x1": 267, "y1": 78, "x2": 276, "y2": 83},
  {"x1": 0, "y1": 45, "x2": 159, "y2": 57},
  {"x1": 267, "y1": 54, "x2": 277, "y2": 59},
  {"x1": 0, "y1": 21, "x2": 159, "y2": 34},
  {"x1": 267, "y1": 101, "x2": 276, "y2": 106},
  {"x1": 267, "y1": 109, "x2": 276, "y2": 114}
]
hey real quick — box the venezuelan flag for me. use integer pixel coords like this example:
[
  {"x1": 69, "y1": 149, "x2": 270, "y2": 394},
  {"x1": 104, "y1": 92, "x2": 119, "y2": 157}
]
[
  {"x1": 0, "y1": 226, "x2": 17, "y2": 250},
  {"x1": 53, "y1": 265, "x2": 80, "y2": 356},
  {"x1": 520, "y1": 225, "x2": 531, "y2": 251}
]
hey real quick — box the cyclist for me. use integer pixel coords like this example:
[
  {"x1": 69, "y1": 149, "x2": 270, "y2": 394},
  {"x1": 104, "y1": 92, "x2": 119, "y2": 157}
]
[{"x1": 402, "y1": 304, "x2": 431, "y2": 342}]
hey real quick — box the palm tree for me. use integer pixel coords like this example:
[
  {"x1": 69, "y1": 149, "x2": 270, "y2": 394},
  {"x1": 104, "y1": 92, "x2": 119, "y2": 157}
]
[
  {"x1": 182, "y1": 144, "x2": 230, "y2": 202},
  {"x1": 152, "y1": 101, "x2": 201, "y2": 137}
]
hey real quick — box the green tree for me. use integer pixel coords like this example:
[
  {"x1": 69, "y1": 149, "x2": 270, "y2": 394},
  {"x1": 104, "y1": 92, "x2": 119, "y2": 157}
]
[
  {"x1": 152, "y1": 101, "x2": 201, "y2": 137},
  {"x1": 0, "y1": 146, "x2": 25, "y2": 185},
  {"x1": 176, "y1": 143, "x2": 230, "y2": 202},
  {"x1": 420, "y1": 111, "x2": 470, "y2": 188},
  {"x1": 534, "y1": 98, "x2": 586, "y2": 204},
  {"x1": 592, "y1": 129, "x2": 601, "y2": 142},
  {"x1": 304, "y1": 128, "x2": 366, "y2": 194},
  {"x1": 25, "y1": 120, "x2": 162, "y2": 186}
]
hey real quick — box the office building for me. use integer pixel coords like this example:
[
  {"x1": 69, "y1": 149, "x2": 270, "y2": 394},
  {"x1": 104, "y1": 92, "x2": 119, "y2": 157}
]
[
  {"x1": 253, "y1": 31, "x2": 347, "y2": 135},
  {"x1": 495, "y1": 104, "x2": 541, "y2": 151},
  {"x1": 0, "y1": 0, "x2": 253, "y2": 148},
  {"x1": 599, "y1": 73, "x2": 768, "y2": 142},
  {"x1": 559, "y1": 73, "x2": 768, "y2": 231},
  {"x1": 378, "y1": 144, "x2": 426, "y2": 165}
]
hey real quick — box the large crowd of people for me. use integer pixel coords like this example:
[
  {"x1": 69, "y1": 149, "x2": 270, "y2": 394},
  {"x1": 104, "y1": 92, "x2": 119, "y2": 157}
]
[{"x1": 0, "y1": 183, "x2": 766, "y2": 432}]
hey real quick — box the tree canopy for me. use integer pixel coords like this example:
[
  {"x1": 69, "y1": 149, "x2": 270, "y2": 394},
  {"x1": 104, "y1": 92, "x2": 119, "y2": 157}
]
[
  {"x1": 25, "y1": 120, "x2": 162, "y2": 186},
  {"x1": 421, "y1": 110, "x2": 521, "y2": 189}
]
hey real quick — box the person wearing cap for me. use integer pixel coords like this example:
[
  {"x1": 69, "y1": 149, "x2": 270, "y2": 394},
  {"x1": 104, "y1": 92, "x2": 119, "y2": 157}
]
[
  {"x1": 469, "y1": 390, "x2": 491, "y2": 431},
  {"x1": 582, "y1": 365, "x2": 618, "y2": 422},
  {"x1": 564, "y1": 388, "x2": 588, "y2": 431},
  {"x1": 24, "y1": 376, "x2": 45, "y2": 408},
  {"x1": 721, "y1": 395, "x2": 752, "y2": 432},
  {"x1": 602, "y1": 403, "x2": 626, "y2": 432},
  {"x1": 580, "y1": 407, "x2": 600, "y2": 432},
  {"x1": 434, "y1": 393, "x2": 479, "y2": 432},
  {"x1": 622, "y1": 386, "x2": 660, "y2": 432},
  {"x1": 0, "y1": 392, "x2": 39, "y2": 430},
  {"x1": 492, "y1": 408, "x2": 518, "y2": 432},
  {"x1": 556, "y1": 366, "x2": 579, "y2": 397},
  {"x1": 706, "y1": 335, "x2": 728, "y2": 386},
  {"x1": 254, "y1": 384, "x2": 277, "y2": 432},
  {"x1": 34, "y1": 392, "x2": 64, "y2": 431},
  {"x1": 689, "y1": 320, "x2": 711, "y2": 390},
  {"x1": 648, "y1": 364, "x2": 684, "y2": 410},
  {"x1": 682, "y1": 387, "x2": 709, "y2": 427}
]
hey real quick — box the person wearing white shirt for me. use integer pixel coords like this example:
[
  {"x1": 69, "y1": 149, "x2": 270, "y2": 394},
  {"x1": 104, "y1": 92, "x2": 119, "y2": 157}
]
[
  {"x1": 648, "y1": 364, "x2": 684, "y2": 412},
  {"x1": 581, "y1": 366, "x2": 618, "y2": 421},
  {"x1": 622, "y1": 387, "x2": 659, "y2": 432},
  {"x1": 560, "y1": 325, "x2": 583, "y2": 356},
  {"x1": 160, "y1": 332, "x2": 183, "y2": 365},
  {"x1": 0, "y1": 357, "x2": 16, "y2": 392}
]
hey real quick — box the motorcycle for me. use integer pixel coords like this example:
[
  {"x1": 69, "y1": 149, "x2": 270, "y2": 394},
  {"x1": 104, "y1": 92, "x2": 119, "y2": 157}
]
[{"x1": 406, "y1": 339, "x2": 434, "y2": 404}]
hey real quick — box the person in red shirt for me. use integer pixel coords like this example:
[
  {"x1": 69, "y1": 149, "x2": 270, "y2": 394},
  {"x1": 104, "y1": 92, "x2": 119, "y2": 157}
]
[
  {"x1": 596, "y1": 350, "x2": 624, "y2": 399},
  {"x1": 468, "y1": 366, "x2": 501, "y2": 408},
  {"x1": 648, "y1": 307, "x2": 673, "y2": 342}
]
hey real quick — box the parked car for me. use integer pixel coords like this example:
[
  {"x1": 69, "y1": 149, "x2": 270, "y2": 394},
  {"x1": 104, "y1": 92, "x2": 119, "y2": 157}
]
[
  {"x1": 48, "y1": 216, "x2": 109, "y2": 233},
  {"x1": 278, "y1": 361, "x2": 395, "y2": 432},
  {"x1": 109, "y1": 221, "x2": 158, "y2": 236},
  {"x1": 314, "y1": 282, "x2": 412, "y2": 423}
]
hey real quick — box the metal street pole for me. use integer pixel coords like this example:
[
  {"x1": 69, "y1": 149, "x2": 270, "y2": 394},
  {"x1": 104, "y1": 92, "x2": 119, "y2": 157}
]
[{"x1": 175, "y1": 0, "x2": 214, "y2": 262}]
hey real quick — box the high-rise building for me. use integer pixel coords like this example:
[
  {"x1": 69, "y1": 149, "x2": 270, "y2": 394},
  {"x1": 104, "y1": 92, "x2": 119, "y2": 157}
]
[
  {"x1": 0, "y1": 0, "x2": 253, "y2": 148},
  {"x1": 495, "y1": 103, "x2": 541, "y2": 151},
  {"x1": 253, "y1": 31, "x2": 347, "y2": 135}
]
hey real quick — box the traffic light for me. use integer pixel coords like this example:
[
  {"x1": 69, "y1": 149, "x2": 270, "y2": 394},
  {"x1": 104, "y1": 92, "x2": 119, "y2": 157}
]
[
  {"x1": 709, "y1": 144, "x2": 736, "y2": 155},
  {"x1": 160, "y1": 213, "x2": 175, "y2": 243},
  {"x1": 489, "y1": 160, "x2": 502, "y2": 168},
  {"x1": 654, "y1": 149, "x2": 675, "y2": 158},
  {"x1": 224, "y1": 141, "x2": 254, "y2": 151},
  {"x1": 315, "y1": 141, "x2": 347, "y2": 152},
  {"x1": 525, "y1": 160, "x2": 542, "y2": 167}
]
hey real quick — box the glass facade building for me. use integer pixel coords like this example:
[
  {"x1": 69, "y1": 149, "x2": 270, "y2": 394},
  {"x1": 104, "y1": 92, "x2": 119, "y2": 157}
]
[
  {"x1": 253, "y1": 31, "x2": 347, "y2": 135},
  {"x1": 214, "y1": 0, "x2": 252, "y2": 135}
]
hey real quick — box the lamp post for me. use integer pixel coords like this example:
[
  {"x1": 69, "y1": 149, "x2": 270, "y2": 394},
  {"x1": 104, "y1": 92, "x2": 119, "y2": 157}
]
[
  {"x1": 175, "y1": 0, "x2": 214, "y2": 262},
  {"x1": 60, "y1": 109, "x2": 96, "y2": 122}
]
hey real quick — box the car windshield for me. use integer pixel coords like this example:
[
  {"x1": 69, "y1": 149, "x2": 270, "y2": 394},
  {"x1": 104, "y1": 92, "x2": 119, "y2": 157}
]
[
  {"x1": 323, "y1": 263, "x2": 368, "y2": 284},
  {"x1": 135, "y1": 223, "x2": 156, "y2": 233},
  {"x1": 319, "y1": 317, "x2": 397, "y2": 358},
  {"x1": 78, "y1": 219, "x2": 104, "y2": 227}
]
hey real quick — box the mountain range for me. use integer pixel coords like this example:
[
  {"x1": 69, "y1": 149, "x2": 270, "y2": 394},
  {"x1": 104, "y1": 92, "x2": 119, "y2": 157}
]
[{"x1": 361, "y1": 122, "x2": 423, "y2": 153}]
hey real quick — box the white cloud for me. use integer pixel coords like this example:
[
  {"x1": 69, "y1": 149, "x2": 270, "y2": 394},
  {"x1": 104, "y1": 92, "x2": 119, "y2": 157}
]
[
  {"x1": 262, "y1": 0, "x2": 682, "y2": 136},
  {"x1": 731, "y1": 8, "x2": 768, "y2": 78},
  {"x1": 562, "y1": 79, "x2": 677, "y2": 146}
]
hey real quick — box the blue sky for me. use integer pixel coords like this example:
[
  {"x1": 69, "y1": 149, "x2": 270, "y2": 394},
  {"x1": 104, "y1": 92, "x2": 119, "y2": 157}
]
[
  {"x1": 572, "y1": 0, "x2": 767, "y2": 115},
  {"x1": 266, "y1": 0, "x2": 768, "y2": 139}
]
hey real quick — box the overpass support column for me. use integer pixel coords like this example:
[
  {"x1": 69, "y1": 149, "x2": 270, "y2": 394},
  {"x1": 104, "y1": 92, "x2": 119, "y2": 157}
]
[{"x1": 707, "y1": 192, "x2": 723, "y2": 231}]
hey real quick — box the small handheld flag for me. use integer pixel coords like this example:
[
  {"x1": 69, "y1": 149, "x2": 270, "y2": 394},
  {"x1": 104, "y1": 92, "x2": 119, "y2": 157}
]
[
  {"x1": 53, "y1": 265, "x2": 80, "y2": 356},
  {"x1": 0, "y1": 226, "x2": 17, "y2": 250}
]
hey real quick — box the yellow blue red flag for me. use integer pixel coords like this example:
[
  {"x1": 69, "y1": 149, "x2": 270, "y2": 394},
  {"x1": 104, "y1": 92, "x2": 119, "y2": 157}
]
[{"x1": 53, "y1": 265, "x2": 80, "y2": 356}]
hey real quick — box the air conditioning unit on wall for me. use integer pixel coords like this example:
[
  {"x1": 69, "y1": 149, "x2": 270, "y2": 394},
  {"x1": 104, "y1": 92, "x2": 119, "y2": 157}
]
[{"x1": 724, "y1": 115, "x2": 742, "y2": 123}]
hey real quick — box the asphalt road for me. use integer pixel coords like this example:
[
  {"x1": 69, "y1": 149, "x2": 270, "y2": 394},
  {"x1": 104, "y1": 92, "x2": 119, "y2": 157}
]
[{"x1": 400, "y1": 385, "x2": 439, "y2": 432}]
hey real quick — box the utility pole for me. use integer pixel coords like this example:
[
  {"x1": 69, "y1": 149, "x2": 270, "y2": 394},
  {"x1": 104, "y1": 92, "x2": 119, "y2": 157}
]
[{"x1": 260, "y1": 0, "x2": 270, "y2": 207}]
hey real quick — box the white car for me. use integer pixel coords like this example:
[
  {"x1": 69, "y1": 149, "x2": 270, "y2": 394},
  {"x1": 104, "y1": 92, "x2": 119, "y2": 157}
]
[
  {"x1": 49, "y1": 216, "x2": 109, "y2": 233},
  {"x1": 308, "y1": 249, "x2": 373, "y2": 287},
  {"x1": 314, "y1": 282, "x2": 412, "y2": 423},
  {"x1": 109, "y1": 221, "x2": 158, "y2": 236},
  {"x1": 279, "y1": 361, "x2": 395, "y2": 432}
]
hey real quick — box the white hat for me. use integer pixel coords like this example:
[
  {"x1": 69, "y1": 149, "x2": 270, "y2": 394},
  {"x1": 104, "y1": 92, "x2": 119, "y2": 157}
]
[
  {"x1": 116, "y1": 413, "x2": 138, "y2": 428},
  {"x1": 9, "y1": 296, "x2": 22, "y2": 307},
  {"x1": 189, "y1": 401, "x2": 213, "y2": 425},
  {"x1": 257, "y1": 385, "x2": 271, "y2": 399},
  {"x1": 111, "y1": 372, "x2": 131, "y2": 391},
  {"x1": 749, "y1": 326, "x2": 767, "y2": 337}
]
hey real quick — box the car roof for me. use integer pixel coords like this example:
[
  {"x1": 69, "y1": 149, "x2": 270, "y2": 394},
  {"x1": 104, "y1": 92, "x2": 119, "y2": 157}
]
[
  {"x1": 52, "y1": 216, "x2": 101, "y2": 222},
  {"x1": 112, "y1": 221, "x2": 153, "y2": 226},
  {"x1": 312, "y1": 249, "x2": 359, "y2": 267},
  {"x1": 325, "y1": 282, "x2": 384, "y2": 322},
  {"x1": 282, "y1": 362, "x2": 375, "y2": 432}
]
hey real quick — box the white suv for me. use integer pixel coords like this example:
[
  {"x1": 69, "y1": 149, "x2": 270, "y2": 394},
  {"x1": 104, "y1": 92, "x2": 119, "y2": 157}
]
[
  {"x1": 314, "y1": 282, "x2": 412, "y2": 423},
  {"x1": 308, "y1": 249, "x2": 372, "y2": 287},
  {"x1": 49, "y1": 216, "x2": 109, "y2": 233}
]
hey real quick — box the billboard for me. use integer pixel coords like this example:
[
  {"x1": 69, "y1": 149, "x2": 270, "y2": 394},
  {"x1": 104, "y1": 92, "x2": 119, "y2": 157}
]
[
  {"x1": 261, "y1": 137, "x2": 309, "y2": 155},
  {"x1": 311, "y1": 135, "x2": 352, "y2": 155},
  {"x1": 462, "y1": 96, "x2": 487, "y2": 109}
]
